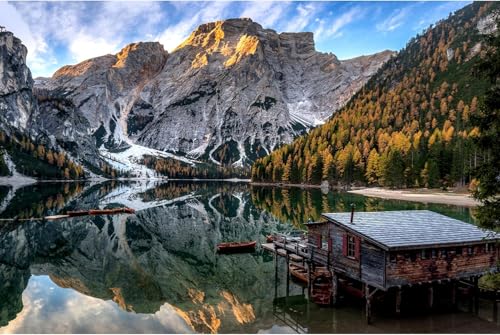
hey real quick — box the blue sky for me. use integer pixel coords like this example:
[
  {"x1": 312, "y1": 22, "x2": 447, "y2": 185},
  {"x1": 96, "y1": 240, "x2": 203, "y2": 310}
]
[{"x1": 0, "y1": 1, "x2": 470, "y2": 77}]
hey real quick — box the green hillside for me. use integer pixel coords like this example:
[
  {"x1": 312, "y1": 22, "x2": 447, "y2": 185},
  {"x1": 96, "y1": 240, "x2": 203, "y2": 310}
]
[{"x1": 252, "y1": 2, "x2": 498, "y2": 189}]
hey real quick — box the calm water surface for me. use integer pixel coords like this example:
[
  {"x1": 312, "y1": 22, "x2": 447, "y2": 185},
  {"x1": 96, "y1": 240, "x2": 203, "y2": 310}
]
[{"x1": 0, "y1": 181, "x2": 497, "y2": 333}]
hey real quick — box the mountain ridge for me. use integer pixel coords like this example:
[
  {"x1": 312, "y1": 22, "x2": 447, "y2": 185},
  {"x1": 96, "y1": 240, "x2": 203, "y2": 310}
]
[
  {"x1": 251, "y1": 2, "x2": 498, "y2": 189},
  {"x1": 2, "y1": 17, "x2": 393, "y2": 178}
]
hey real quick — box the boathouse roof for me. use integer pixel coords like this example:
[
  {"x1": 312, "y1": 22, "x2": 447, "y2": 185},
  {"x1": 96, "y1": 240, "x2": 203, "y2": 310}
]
[{"x1": 321, "y1": 210, "x2": 498, "y2": 250}]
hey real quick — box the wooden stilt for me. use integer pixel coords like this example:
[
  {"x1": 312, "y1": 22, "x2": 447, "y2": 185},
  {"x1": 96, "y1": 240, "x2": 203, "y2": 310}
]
[
  {"x1": 451, "y1": 281, "x2": 457, "y2": 310},
  {"x1": 274, "y1": 251, "x2": 278, "y2": 300},
  {"x1": 286, "y1": 252, "x2": 290, "y2": 298},
  {"x1": 365, "y1": 283, "x2": 372, "y2": 324},
  {"x1": 307, "y1": 261, "x2": 312, "y2": 298},
  {"x1": 427, "y1": 285, "x2": 434, "y2": 309},
  {"x1": 331, "y1": 273, "x2": 338, "y2": 306},
  {"x1": 395, "y1": 287, "x2": 402, "y2": 315},
  {"x1": 493, "y1": 295, "x2": 498, "y2": 324},
  {"x1": 473, "y1": 277, "x2": 479, "y2": 315}
]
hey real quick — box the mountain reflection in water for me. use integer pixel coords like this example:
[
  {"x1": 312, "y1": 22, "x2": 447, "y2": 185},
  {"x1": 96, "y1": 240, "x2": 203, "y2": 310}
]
[{"x1": 0, "y1": 181, "x2": 497, "y2": 333}]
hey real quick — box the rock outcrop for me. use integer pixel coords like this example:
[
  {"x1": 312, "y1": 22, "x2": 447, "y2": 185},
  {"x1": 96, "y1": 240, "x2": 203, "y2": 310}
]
[
  {"x1": 33, "y1": 42, "x2": 168, "y2": 166},
  {"x1": 0, "y1": 31, "x2": 36, "y2": 133},
  {"x1": 34, "y1": 18, "x2": 393, "y2": 171},
  {"x1": 132, "y1": 19, "x2": 393, "y2": 166}
]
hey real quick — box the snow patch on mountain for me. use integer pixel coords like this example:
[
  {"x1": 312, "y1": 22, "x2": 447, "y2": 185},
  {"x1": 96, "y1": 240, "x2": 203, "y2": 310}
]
[
  {"x1": 288, "y1": 101, "x2": 326, "y2": 128},
  {"x1": 99, "y1": 143, "x2": 198, "y2": 178}
]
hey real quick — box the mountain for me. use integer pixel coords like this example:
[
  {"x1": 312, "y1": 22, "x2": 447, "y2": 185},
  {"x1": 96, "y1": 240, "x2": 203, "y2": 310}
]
[
  {"x1": 251, "y1": 2, "x2": 498, "y2": 188},
  {"x1": 31, "y1": 18, "x2": 392, "y2": 176},
  {"x1": 0, "y1": 31, "x2": 36, "y2": 134},
  {"x1": 0, "y1": 31, "x2": 86, "y2": 180}
]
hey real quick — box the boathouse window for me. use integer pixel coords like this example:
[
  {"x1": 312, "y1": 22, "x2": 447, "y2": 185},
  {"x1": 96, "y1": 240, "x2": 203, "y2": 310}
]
[
  {"x1": 321, "y1": 232, "x2": 329, "y2": 250},
  {"x1": 410, "y1": 252, "x2": 417, "y2": 261},
  {"x1": 421, "y1": 249, "x2": 429, "y2": 260},
  {"x1": 343, "y1": 233, "x2": 360, "y2": 260},
  {"x1": 441, "y1": 249, "x2": 448, "y2": 258},
  {"x1": 456, "y1": 247, "x2": 463, "y2": 256},
  {"x1": 467, "y1": 246, "x2": 474, "y2": 256},
  {"x1": 431, "y1": 249, "x2": 437, "y2": 258},
  {"x1": 347, "y1": 236, "x2": 355, "y2": 258}
]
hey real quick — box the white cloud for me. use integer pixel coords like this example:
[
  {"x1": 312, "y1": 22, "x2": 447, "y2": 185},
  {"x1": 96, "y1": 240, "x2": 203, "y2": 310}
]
[
  {"x1": 239, "y1": 1, "x2": 291, "y2": 29},
  {"x1": 156, "y1": 1, "x2": 232, "y2": 52},
  {"x1": 328, "y1": 7, "x2": 363, "y2": 37},
  {"x1": 0, "y1": 1, "x2": 58, "y2": 76},
  {"x1": 283, "y1": 3, "x2": 318, "y2": 33},
  {"x1": 8, "y1": 1, "x2": 166, "y2": 75},
  {"x1": 376, "y1": 7, "x2": 411, "y2": 32},
  {"x1": 69, "y1": 33, "x2": 122, "y2": 63},
  {"x1": 157, "y1": 14, "x2": 202, "y2": 52}
]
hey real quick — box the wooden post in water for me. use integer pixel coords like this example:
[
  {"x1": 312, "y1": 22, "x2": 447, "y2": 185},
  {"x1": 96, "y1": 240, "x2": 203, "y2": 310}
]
[
  {"x1": 473, "y1": 276, "x2": 479, "y2": 315},
  {"x1": 307, "y1": 261, "x2": 313, "y2": 298},
  {"x1": 365, "y1": 283, "x2": 372, "y2": 324},
  {"x1": 286, "y1": 252, "x2": 290, "y2": 298},
  {"x1": 427, "y1": 285, "x2": 434, "y2": 309},
  {"x1": 395, "y1": 287, "x2": 402, "y2": 315},
  {"x1": 331, "y1": 273, "x2": 338, "y2": 306},
  {"x1": 274, "y1": 251, "x2": 278, "y2": 300},
  {"x1": 451, "y1": 281, "x2": 457, "y2": 310},
  {"x1": 493, "y1": 290, "x2": 498, "y2": 324}
]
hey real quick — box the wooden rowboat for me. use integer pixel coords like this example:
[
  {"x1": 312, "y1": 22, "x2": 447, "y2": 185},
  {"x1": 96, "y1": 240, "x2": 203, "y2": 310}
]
[
  {"x1": 217, "y1": 241, "x2": 256, "y2": 253},
  {"x1": 311, "y1": 273, "x2": 333, "y2": 305},
  {"x1": 289, "y1": 263, "x2": 308, "y2": 283}
]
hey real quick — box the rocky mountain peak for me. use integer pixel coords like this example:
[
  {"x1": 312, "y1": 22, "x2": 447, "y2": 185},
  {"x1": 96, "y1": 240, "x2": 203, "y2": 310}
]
[
  {"x1": 0, "y1": 30, "x2": 35, "y2": 132},
  {"x1": 53, "y1": 41, "x2": 167, "y2": 81},
  {"x1": 0, "y1": 31, "x2": 32, "y2": 95},
  {"x1": 177, "y1": 18, "x2": 261, "y2": 50},
  {"x1": 28, "y1": 18, "x2": 394, "y2": 174}
]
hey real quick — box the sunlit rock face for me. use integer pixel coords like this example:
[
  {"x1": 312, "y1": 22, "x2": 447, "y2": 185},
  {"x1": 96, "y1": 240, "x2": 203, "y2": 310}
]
[
  {"x1": 135, "y1": 18, "x2": 393, "y2": 166},
  {"x1": 0, "y1": 31, "x2": 36, "y2": 133},
  {"x1": 34, "y1": 18, "x2": 393, "y2": 168},
  {"x1": 32, "y1": 42, "x2": 168, "y2": 166}
]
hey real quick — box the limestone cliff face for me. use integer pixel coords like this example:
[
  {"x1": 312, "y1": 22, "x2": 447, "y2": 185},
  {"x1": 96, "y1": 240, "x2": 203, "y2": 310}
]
[
  {"x1": 33, "y1": 18, "x2": 392, "y2": 170},
  {"x1": 133, "y1": 19, "x2": 393, "y2": 165},
  {"x1": 34, "y1": 42, "x2": 168, "y2": 158},
  {"x1": 0, "y1": 31, "x2": 36, "y2": 133}
]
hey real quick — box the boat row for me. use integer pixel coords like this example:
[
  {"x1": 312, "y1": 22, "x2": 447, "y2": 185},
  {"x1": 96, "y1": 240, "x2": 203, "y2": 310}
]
[{"x1": 66, "y1": 207, "x2": 136, "y2": 217}]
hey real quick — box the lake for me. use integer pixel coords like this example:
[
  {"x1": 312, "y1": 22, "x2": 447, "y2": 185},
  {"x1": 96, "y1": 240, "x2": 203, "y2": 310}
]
[{"x1": 0, "y1": 181, "x2": 498, "y2": 333}]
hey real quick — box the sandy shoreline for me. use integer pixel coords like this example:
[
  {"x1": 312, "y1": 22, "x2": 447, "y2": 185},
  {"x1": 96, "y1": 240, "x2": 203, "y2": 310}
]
[{"x1": 348, "y1": 187, "x2": 480, "y2": 207}]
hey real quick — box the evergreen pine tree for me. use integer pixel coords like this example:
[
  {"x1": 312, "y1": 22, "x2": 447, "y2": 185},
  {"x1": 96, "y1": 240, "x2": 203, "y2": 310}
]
[{"x1": 471, "y1": 17, "x2": 500, "y2": 229}]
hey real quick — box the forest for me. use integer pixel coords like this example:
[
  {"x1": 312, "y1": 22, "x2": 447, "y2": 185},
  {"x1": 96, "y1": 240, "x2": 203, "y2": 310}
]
[
  {"x1": 0, "y1": 131, "x2": 86, "y2": 180},
  {"x1": 252, "y1": 2, "x2": 497, "y2": 189},
  {"x1": 141, "y1": 155, "x2": 250, "y2": 179}
]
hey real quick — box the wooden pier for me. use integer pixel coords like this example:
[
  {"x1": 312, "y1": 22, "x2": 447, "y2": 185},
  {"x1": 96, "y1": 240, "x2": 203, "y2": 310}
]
[{"x1": 265, "y1": 209, "x2": 499, "y2": 324}]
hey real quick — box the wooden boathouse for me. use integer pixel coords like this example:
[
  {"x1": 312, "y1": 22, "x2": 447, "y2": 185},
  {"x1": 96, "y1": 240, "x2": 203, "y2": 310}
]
[{"x1": 264, "y1": 209, "x2": 499, "y2": 323}]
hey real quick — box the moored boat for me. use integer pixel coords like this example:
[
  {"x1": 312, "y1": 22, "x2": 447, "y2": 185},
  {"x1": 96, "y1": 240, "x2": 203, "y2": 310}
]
[
  {"x1": 311, "y1": 271, "x2": 333, "y2": 305},
  {"x1": 289, "y1": 263, "x2": 308, "y2": 283},
  {"x1": 217, "y1": 241, "x2": 256, "y2": 253}
]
